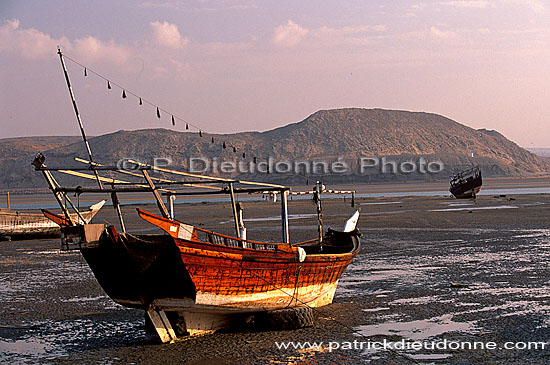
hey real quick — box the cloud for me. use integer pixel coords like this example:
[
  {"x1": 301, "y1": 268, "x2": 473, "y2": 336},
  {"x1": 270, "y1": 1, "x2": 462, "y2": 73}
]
[
  {"x1": 150, "y1": 21, "x2": 188, "y2": 49},
  {"x1": 0, "y1": 19, "x2": 129, "y2": 64},
  {"x1": 430, "y1": 26, "x2": 456, "y2": 39},
  {"x1": 139, "y1": 1, "x2": 179, "y2": 10},
  {"x1": 444, "y1": 0, "x2": 545, "y2": 12},
  {"x1": 272, "y1": 20, "x2": 309, "y2": 47},
  {"x1": 317, "y1": 25, "x2": 387, "y2": 37},
  {"x1": 0, "y1": 19, "x2": 60, "y2": 59},
  {"x1": 443, "y1": 1, "x2": 490, "y2": 8},
  {"x1": 139, "y1": 1, "x2": 257, "y2": 12},
  {"x1": 271, "y1": 21, "x2": 387, "y2": 48},
  {"x1": 503, "y1": 0, "x2": 546, "y2": 13},
  {"x1": 72, "y1": 36, "x2": 129, "y2": 65},
  {"x1": 310, "y1": 24, "x2": 387, "y2": 47},
  {"x1": 402, "y1": 11, "x2": 417, "y2": 18}
]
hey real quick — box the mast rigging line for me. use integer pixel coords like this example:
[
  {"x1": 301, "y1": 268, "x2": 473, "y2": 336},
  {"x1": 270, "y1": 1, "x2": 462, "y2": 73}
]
[{"x1": 60, "y1": 52, "x2": 212, "y2": 139}]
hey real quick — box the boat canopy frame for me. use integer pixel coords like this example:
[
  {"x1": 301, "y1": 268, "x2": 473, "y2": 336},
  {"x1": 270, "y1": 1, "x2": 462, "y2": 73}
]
[
  {"x1": 32, "y1": 153, "x2": 292, "y2": 243},
  {"x1": 33, "y1": 153, "x2": 356, "y2": 246}
]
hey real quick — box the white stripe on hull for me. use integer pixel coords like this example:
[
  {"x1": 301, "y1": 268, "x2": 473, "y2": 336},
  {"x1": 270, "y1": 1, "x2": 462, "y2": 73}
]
[
  {"x1": 112, "y1": 281, "x2": 339, "y2": 312},
  {"x1": 195, "y1": 280, "x2": 339, "y2": 309}
]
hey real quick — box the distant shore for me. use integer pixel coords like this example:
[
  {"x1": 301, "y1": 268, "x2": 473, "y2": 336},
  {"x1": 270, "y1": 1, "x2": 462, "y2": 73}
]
[{"x1": 2, "y1": 176, "x2": 549, "y2": 213}]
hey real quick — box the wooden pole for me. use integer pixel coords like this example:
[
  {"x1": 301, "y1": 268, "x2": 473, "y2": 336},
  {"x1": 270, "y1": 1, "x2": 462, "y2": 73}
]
[
  {"x1": 147, "y1": 307, "x2": 176, "y2": 343},
  {"x1": 42, "y1": 170, "x2": 76, "y2": 225},
  {"x1": 168, "y1": 194, "x2": 175, "y2": 220},
  {"x1": 6, "y1": 192, "x2": 9, "y2": 210},
  {"x1": 32, "y1": 153, "x2": 76, "y2": 224},
  {"x1": 316, "y1": 181, "x2": 323, "y2": 243},
  {"x1": 57, "y1": 47, "x2": 102, "y2": 189},
  {"x1": 111, "y1": 192, "x2": 126, "y2": 233},
  {"x1": 281, "y1": 190, "x2": 289, "y2": 244},
  {"x1": 236, "y1": 202, "x2": 246, "y2": 240},
  {"x1": 142, "y1": 169, "x2": 170, "y2": 219},
  {"x1": 228, "y1": 183, "x2": 241, "y2": 238},
  {"x1": 125, "y1": 158, "x2": 286, "y2": 189}
]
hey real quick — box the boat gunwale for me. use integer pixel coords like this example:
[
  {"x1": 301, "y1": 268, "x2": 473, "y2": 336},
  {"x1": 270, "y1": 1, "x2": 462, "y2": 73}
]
[
  {"x1": 136, "y1": 208, "x2": 360, "y2": 258},
  {"x1": 124, "y1": 231, "x2": 360, "y2": 263}
]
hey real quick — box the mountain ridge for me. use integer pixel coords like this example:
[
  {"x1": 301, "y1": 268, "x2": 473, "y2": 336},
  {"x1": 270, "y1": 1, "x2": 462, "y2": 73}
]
[{"x1": 1, "y1": 108, "x2": 548, "y2": 189}]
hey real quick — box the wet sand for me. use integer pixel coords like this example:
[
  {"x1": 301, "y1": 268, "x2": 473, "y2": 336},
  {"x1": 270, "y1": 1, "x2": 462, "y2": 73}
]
[{"x1": 1, "y1": 192, "x2": 550, "y2": 364}]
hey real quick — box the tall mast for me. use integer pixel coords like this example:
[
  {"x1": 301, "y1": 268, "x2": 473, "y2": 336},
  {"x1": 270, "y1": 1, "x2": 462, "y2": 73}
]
[{"x1": 57, "y1": 46, "x2": 102, "y2": 189}]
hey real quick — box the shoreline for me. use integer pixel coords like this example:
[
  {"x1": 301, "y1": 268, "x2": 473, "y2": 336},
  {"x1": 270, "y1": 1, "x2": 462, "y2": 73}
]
[
  {"x1": 1, "y1": 175, "x2": 549, "y2": 196},
  {"x1": 2, "y1": 176, "x2": 549, "y2": 213}
]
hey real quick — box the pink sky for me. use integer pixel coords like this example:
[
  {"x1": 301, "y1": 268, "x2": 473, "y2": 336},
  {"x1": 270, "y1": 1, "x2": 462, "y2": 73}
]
[{"x1": 1, "y1": 0, "x2": 549, "y2": 147}]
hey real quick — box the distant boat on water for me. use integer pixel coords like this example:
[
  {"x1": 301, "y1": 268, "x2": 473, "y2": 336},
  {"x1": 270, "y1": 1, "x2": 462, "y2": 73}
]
[
  {"x1": 449, "y1": 166, "x2": 482, "y2": 199},
  {"x1": 0, "y1": 200, "x2": 105, "y2": 240}
]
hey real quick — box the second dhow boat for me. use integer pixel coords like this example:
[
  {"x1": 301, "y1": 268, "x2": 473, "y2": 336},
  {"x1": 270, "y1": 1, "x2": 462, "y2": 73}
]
[
  {"x1": 0, "y1": 200, "x2": 105, "y2": 240},
  {"x1": 450, "y1": 165, "x2": 482, "y2": 199}
]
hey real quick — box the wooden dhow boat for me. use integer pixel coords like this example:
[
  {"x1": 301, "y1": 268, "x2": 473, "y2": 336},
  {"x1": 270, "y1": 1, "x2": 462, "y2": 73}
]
[
  {"x1": 32, "y1": 153, "x2": 361, "y2": 342},
  {"x1": 450, "y1": 165, "x2": 482, "y2": 199},
  {"x1": 0, "y1": 200, "x2": 105, "y2": 240},
  {"x1": 32, "y1": 48, "x2": 361, "y2": 341}
]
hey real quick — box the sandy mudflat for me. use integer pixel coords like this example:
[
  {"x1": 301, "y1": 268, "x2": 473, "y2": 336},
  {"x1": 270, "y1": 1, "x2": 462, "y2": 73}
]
[{"x1": 1, "y1": 191, "x2": 550, "y2": 364}]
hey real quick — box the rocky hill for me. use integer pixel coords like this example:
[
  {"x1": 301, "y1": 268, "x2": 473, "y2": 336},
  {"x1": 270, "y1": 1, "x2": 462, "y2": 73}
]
[
  {"x1": 0, "y1": 136, "x2": 81, "y2": 159},
  {"x1": 1, "y1": 108, "x2": 549, "y2": 190}
]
